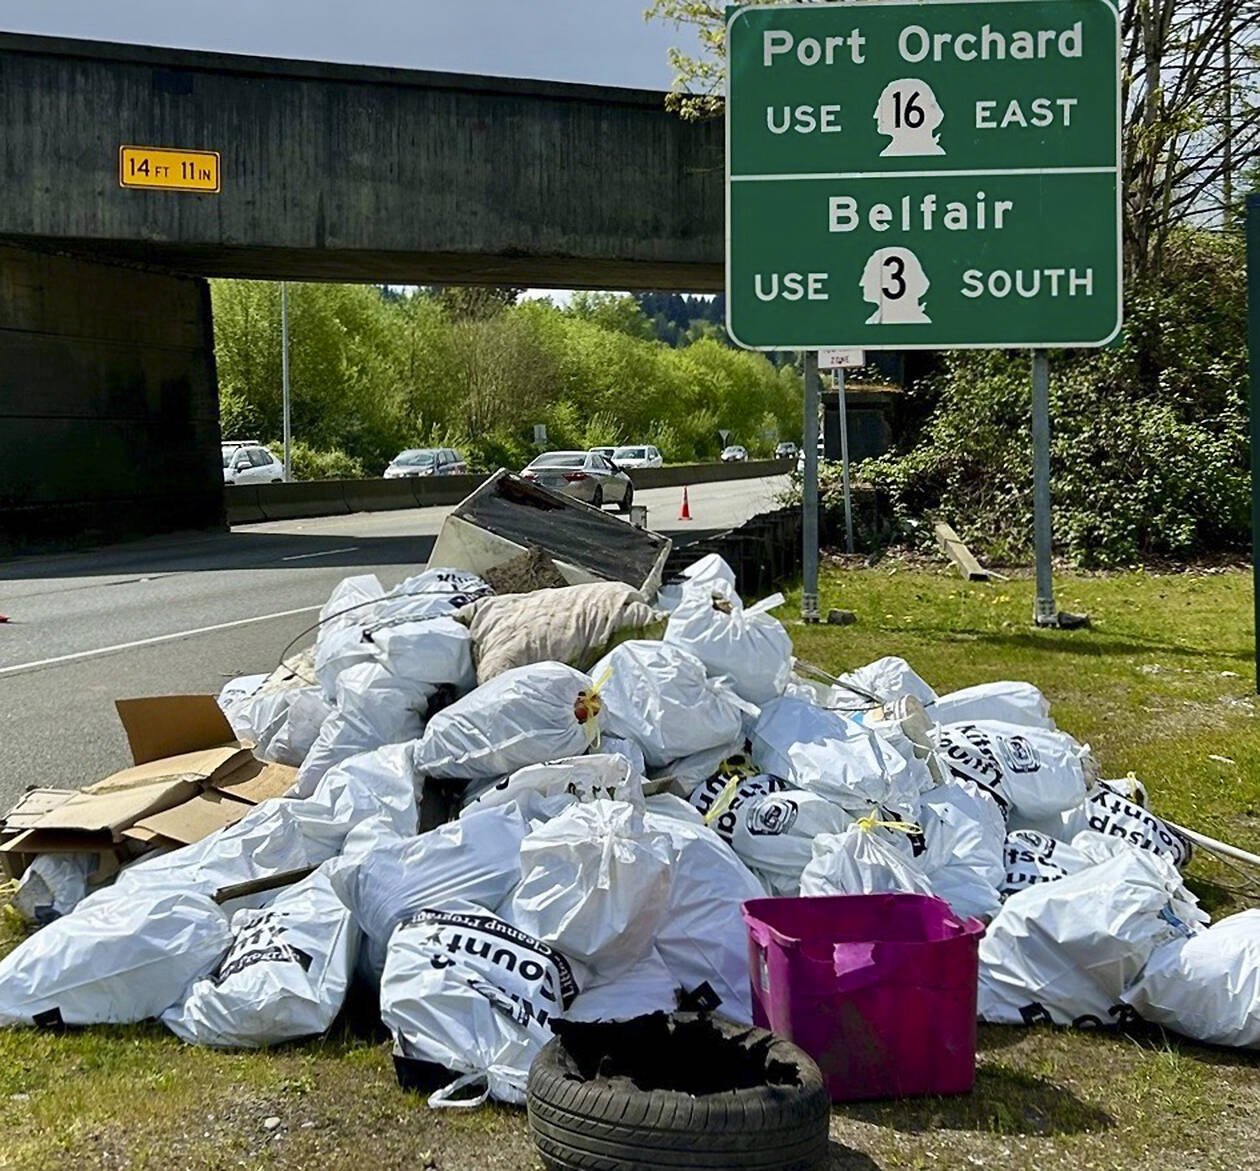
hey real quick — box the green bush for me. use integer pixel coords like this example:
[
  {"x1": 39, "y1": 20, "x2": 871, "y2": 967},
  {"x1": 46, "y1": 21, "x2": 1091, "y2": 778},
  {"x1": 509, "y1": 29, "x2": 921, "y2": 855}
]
[
  {"x1": 859, "y1": 229, "x2": 1249, "y2": 567},
  {"x1": 266, "y1": 441, "x2": 367, "y2": 481}
]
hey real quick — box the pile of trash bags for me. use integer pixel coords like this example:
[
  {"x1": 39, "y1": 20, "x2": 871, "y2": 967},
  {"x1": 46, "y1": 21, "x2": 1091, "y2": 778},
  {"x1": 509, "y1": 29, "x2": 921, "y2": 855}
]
[{"x1": 2, "y1": 554, "x2": 1258, "y2": 1110}]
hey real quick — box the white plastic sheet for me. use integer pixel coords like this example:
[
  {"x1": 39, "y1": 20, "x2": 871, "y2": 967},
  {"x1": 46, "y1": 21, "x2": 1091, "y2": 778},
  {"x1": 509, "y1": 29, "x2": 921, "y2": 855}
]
[
  {"x1": 162, "y1": 865, "x2": 359, "y2": 1048},
  {"x1": 508, "y1": 801, "x2": 673, "y2": 980},
  {"x1": 593, "y1": 641, "x2": 744, "y2": 769},
  {"x1": 664, "y1": 581, "x2": 792, "y2": 704},
  {"x1": 799, "y1": 823, "x2": 936, "y2": 898},
  {"x1": 380, "y1": 902, "x2": 581, "y2": 1106},
  {"x1": 930, "y1": 681, "x2": 1055, "y2": 730},
  {"x1": 0, "y1": 891, "x2": 231, "y2": 1027},
  {"x1": 1123, "y1": 911, "x2": 1260, "y2": 1048},
  {"x1": 979, "y1": 849, "x2": 1206, "y2": 1027},
  {"x1": 935, "y1": 720, "x2": 1092, "y2": 822},
  {"x1": 345, "y1": 804, "x2": 529, "y2": 981},
  {"x1": 643, "y1": 813, "x2": 765, "y2": 1023},
  {"x1": 731, "y1": 790, "x2": 852, "y2": 895},
  {"x1": 752, "y1": 697, "x2": 918, "y2": 815},
  {"x1": 412, "y1": 662, "x2": 596, "y2": 780}
]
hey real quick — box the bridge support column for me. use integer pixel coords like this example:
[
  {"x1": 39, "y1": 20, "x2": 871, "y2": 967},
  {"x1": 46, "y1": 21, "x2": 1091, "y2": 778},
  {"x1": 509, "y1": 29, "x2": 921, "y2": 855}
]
[{"x1": 0, "y1": 242, "x2": 224, "y2": 551}]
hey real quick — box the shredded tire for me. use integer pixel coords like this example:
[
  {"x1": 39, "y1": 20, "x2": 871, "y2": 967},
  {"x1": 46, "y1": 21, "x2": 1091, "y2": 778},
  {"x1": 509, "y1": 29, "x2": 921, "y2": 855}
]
[{"x1": 526, "y1": 1014, "x2": 830, "y2": 1171}]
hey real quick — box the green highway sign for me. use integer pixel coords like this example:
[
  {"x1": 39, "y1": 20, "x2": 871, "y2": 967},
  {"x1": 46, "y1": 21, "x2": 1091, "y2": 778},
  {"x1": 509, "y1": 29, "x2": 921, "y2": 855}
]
[{"x1": 725, "y1": 0, "x2": 1122, "y2": 350}]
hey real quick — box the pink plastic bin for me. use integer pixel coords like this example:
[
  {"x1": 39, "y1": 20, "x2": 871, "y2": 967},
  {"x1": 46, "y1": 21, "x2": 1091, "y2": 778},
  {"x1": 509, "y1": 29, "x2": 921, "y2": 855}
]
[{"x1": 742, "y1": 893, "x2": 984, "y2": 1102}]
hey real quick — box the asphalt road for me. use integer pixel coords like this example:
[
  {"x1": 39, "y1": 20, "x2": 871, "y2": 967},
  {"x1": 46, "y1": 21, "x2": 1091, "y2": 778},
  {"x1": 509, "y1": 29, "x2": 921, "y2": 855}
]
[{"x1": 0, "y1": 474, "x2": 788, "y2": 807}]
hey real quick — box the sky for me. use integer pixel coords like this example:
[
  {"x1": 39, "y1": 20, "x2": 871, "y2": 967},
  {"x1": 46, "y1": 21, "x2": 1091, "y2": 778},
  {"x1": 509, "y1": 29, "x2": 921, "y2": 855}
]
[{"x1": 0, "y1": 0, "x2": 687, "y2": 89}]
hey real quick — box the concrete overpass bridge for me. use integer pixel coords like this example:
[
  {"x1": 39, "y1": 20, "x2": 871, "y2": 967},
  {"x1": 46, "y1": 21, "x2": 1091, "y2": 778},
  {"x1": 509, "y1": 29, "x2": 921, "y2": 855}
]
[{"x1": 0, "y1": 34, "x2": 723, "y2": 548}]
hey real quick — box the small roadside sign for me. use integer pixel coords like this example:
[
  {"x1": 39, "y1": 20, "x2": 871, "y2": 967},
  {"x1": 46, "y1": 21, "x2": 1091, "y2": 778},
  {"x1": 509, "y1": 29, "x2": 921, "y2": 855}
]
[
  {"x1": 725, "y1": 0, "x2": 1122, "y2": 350},
  {"x1": 719, "y1": 429, "x2": 732, "y2": 445},
  {"x1": 119, "y1": 146, "x2": 220, "y2": 193},
  {"x1": 818, "y1": 348, "x2": 866, "y2": 370},
  {"x1": 533, "y1": 423, "x2": 548, "y2": 446}
]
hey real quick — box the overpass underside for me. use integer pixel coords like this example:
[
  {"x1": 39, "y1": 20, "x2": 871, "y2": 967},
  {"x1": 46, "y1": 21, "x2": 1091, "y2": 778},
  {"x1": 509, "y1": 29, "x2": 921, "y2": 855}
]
[{"x1": 0, "y1": 35, "x2": 723, "y2": 550}]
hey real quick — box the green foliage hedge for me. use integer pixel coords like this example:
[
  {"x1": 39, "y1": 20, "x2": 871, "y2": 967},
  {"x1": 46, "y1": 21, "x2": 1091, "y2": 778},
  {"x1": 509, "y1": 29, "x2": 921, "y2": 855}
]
[
  {"x1": 859, "y1": 229, "x2": 1249, "y2": 566},
  {"x1": 213, "y1": 286, "x2": 802, "y2": 478}
]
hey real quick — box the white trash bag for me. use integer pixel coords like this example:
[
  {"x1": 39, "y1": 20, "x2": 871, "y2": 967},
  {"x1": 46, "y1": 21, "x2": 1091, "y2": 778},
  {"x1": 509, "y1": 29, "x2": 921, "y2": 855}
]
[
  {"x1": 381, "y1": 903, "x2": 582, "y2": 1106},
  {"x1": 687, "y1": 770, "x2": 790, "y2": 843},
  {"x1": 799, "y1": 819, "x2": 936, "y2": 899},
  {"x1": 412, "y1": 662, "x2": 598, "y2": 780},
  {"x1": 464, "y1": 754, "x2": 646, "y2": 822},
  {"x1": 654, "y1": 554, "x2": 738, "y2": 613},
  {"x1": 1002, "y1": 829, "x2": 1090, "y2": 897},
  {"x1": 650, "y1": 741, "x2": 749, "y2": 797},
  {"x1": 929, "y1": 681, "x2": 1055, "y2": 730},
  {"x1": 1025, "y1": 784, "x2": 1192, "y2": 868},
  {"x1": 1122, "y1": 911, "x2": 1260, "y2": 1049},
  {"x1": 837, "y1": 656, "x2": 938, "y2": 707},
  {"x1": 935, "y1": 720, "x2": 1093, "y2": 822},
  {"x1": 643, "y1": 813, "x2": 765, "y2": 1022},
  {"x1": 979, "y1": 849, "x2": 1207, "y2": 1028},
  {"x1": 752, "y1": 697, "x2": 918, "y2": 816},
  {"x1": 162, "y1": 865, "x2": 359, "y2": 1048},
  {"x1": 13, "y1": 853, "x2": 95, "y2": 924},
  {"x1": 508, "y1": 801, "x2": 673, "y2": 981},
  {"x1": 593, "y1": 641, "x2": 744, "y2": 769},
  {"x1": 600, "y1": 735, "x2": 648, "y2": 778},
  {"x1": 916, "y1": 782, "x2": 1006, "y2": 921},
  {"x1": 263, "y1": 687, "x2": 336, "y2": 767},
  {"x1": 664, "y1": 581, "x2": 793, "y2": 705},
  {"x1": 731, "y1": 791, "x2": 852, "y2": 896},
  {"x1": 566, "y1": 949, "x2": 681, "y2": 1023},
  {"x1": 0, "y1": 891, "x2": 231, "y2": 1027},
  {"x1": 346, "y1": 804, "x2": 529, "y2": 982}
]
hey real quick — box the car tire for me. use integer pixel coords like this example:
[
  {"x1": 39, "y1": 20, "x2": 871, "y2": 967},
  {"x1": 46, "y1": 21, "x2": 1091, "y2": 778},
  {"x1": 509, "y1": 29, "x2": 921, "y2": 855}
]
[
  {"x1": 618, "y1": 485, "x2": 633, "y2": 514},
  {"x1": 591, "y1": 486, "x2": 604, "y2": 509},
  {"x1": 527, "y1": 1015, "x2": 830, "y2": 1171}
]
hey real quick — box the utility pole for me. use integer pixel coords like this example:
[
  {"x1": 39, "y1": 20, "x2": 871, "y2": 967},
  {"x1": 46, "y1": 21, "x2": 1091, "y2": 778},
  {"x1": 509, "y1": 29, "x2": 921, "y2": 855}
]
[
  {"x1": 801, "y1": 351, "x2": 820, "y2": 623},
  {"x1": 1031, "y1": 350, "x2": 1056, "y2": 626},
  {"x1": 837, "y1": 367, "x2": 855, "y2": 554},
  {"x1": 281, "y1": 282, "x2": 292, "y2": 482}
]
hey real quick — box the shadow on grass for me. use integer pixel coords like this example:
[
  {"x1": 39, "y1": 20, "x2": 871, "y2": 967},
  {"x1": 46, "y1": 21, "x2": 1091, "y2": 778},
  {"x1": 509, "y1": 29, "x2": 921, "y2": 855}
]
[
  {"x1": 914, "y1": 628, "x2": 1253, "y2": 663},
  {"x1": 827, "y1": 1141, "x2": 883, "y2": 1169},
  {"x1": 834, "y1": 1066, "x2": 1114, "y2": 1137},
  {"x1": 1120, "y1": 1023, "x2": 1260, "y2": 1070}
]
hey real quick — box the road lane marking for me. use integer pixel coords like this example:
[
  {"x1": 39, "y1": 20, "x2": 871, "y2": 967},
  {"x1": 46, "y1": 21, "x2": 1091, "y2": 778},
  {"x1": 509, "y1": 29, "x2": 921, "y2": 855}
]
[
  {"x1": 281, "y1": 545, "x2": 361, "y2": 562},
  {"x1": 0, "y1": 604, "x2": 323, "y2": 679}
]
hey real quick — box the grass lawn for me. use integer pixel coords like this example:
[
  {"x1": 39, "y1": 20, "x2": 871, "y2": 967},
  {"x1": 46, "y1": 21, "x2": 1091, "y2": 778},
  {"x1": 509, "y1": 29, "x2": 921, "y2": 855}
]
[{"x1": 2, "y1": 560, "x2": 1258, "y2": 1171}]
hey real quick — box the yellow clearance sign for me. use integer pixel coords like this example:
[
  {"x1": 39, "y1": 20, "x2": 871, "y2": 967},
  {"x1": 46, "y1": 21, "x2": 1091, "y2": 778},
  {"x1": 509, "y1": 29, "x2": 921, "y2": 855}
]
[{"x1": 119, "y1": 146, "x2": 220, "y2": 193}]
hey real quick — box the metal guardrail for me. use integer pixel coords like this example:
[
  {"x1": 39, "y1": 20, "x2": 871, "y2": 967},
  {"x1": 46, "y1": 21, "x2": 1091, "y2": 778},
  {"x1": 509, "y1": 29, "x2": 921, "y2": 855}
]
[{"x1": 225, "y1": 459, "x2": 793, "y2": 525}]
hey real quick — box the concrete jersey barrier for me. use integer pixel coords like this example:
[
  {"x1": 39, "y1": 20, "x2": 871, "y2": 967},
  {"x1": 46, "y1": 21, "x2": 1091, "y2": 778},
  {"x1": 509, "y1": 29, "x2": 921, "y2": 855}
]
[{"x1": 226, "y1": 459, "x2": 792, "y2": 525}]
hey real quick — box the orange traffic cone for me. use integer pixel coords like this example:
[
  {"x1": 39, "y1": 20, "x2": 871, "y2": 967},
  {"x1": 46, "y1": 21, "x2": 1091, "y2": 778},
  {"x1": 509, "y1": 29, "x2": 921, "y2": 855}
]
[{"x1": 678, "y1": 486, "x2": 692, "y2": 521}]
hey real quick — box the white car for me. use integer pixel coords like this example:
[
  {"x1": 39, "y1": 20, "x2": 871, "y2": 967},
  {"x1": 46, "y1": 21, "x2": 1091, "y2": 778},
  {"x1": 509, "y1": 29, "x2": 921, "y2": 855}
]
[
  {"x1": 223, "y1": 441, "x2": 284, "y2": 484},
  {"x1": 522, "y1": 451, "x2": 634, "y2": 510},
  {"x1": 611, "y1": 444, "x2": 663, "y2": 470},
  {"x1": 775, "y1": 441, "x2": 798, "y2": 459},
  {"x1": 720, "y1": 445, "x2": 749, "y2": 462}
]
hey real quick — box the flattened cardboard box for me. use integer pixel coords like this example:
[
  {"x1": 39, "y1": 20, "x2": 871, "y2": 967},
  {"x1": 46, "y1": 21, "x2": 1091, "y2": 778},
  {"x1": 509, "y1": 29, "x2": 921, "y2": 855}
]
[{"x1": 0, "y1": 695, "x2": 297, "y2": 879}]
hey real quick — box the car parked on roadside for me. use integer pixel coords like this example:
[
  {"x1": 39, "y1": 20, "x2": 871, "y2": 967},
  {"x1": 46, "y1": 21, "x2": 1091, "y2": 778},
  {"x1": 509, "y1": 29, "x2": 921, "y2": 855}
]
[
  {"x1": 775, "y1": 441, "x2": 798, "y2": 459},
  {"x1": 521, "y1": 450, "x2": 634, "y2": 511},
  {"x1": 611, "y1": 444, "x2": 663, "y2": 470},
  {"x1": 222, "y1": 441, "x2": 284, "y2": 485},
  {"x1": 720, "y1": 445, "x2": 749, "y2": 463},
  {"x1": 383, "y1": 447, "x2": 467, "y2": 478}
]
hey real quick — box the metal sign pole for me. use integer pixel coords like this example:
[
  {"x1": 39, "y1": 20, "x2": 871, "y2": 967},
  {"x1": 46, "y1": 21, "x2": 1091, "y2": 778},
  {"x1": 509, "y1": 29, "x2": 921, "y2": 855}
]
[
  {"x1": 281, "y1": 282, "x2": 292, "y2": 483},
  {"x1": 1031, "y1": 350, "x2": 1056, "y2": 626},
  {"x1": 802, "y1": 351, "x2": 821, "y2": 623},
  {"x1": 837, "y1": 368, "x2": 855, "y2": 554},
  {"x1": 1247, "y1": 193, "x2": 1260, "y2": 691}
]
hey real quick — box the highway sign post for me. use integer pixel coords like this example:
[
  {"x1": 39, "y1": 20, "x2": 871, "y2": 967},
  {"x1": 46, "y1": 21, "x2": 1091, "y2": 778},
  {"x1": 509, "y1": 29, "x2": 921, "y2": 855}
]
[{"x1": 726, "y1": 0, "x2": 1122, "y2": 622}]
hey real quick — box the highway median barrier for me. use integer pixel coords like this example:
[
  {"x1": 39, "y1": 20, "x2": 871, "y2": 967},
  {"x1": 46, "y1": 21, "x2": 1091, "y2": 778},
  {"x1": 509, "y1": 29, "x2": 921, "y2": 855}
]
[{"x1": 255, "y1": 481, "x2": 352, "y2": 522}]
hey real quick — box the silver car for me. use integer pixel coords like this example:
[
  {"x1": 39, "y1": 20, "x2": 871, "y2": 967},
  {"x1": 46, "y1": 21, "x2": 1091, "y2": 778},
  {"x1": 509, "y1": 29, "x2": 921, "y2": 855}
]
[{"x1": 522, "y1": 450, "x2": 634, "y2": 511}]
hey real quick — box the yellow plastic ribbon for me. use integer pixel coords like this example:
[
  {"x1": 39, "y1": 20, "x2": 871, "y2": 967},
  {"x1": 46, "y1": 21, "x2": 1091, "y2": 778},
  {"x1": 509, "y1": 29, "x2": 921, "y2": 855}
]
[
  {"x1": 576, "y1": 666, "x2": 615, "y2": 750},
  {"x1": 854, "y1": 813, "x2": 923, "y2": 836}
]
